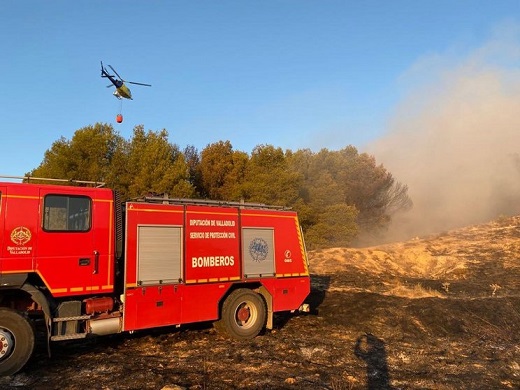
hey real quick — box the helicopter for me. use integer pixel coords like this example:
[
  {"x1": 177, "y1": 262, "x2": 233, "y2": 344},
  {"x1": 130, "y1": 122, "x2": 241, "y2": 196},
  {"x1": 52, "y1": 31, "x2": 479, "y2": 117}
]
[{"x1": 100, "y1": 61, "x2": 151, "y2": 100}]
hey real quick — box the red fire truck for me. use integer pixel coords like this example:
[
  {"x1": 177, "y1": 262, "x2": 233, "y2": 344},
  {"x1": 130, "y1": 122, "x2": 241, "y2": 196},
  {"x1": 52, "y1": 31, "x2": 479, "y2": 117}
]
[{"x1": 0, "y1": 177, "x2": 310, "y2": 375}]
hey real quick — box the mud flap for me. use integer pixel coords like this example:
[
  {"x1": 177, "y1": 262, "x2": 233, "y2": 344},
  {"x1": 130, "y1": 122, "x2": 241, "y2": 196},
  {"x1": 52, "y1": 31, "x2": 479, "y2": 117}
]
[
  {"x1": 21, "y1": 283, "x2": 53, "y2": 357},
  {"x1": 259, "y1": 286, "x2": 273, "y2": 329}
]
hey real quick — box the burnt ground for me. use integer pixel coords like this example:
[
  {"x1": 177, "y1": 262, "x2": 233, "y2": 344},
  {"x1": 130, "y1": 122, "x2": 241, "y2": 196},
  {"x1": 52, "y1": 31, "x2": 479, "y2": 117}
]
[{"x1": 2, "y1": 217, "x2": 520, "y2": 389}]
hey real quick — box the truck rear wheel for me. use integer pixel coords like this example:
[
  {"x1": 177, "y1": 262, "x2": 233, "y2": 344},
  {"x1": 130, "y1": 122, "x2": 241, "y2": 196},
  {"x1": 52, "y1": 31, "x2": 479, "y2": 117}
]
[
  {"x1": 216, "y1": 289, "x2": 266, "y2": 340},
  {"x1": 0, "y1": 308, "x2": 35, "y2": 376}
]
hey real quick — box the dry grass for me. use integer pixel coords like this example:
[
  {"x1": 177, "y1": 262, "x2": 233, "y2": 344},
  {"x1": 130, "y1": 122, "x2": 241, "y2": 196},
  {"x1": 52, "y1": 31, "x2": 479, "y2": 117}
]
[{"x1": 382, "y1": 282, "x2": 446, "y2": 299}]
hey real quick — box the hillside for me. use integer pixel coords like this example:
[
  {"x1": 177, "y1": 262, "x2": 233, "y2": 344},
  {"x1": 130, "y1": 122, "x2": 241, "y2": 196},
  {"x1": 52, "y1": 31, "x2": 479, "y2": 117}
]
[{"x1": 2, "y1": 217, "x2": 520, "y2": 389}]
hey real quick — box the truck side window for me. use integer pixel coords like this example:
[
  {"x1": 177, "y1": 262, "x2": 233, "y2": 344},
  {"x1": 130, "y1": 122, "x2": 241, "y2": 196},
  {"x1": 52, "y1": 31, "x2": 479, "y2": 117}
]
[{"x1": 43, "y1": 195, "x2": 91, "y2": 232}]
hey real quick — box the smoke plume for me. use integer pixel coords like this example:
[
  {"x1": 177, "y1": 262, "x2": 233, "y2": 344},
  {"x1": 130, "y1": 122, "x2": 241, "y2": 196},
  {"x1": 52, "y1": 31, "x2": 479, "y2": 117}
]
[{"x1": 370, "y1": 22, "x2": 520, "y2": 241}]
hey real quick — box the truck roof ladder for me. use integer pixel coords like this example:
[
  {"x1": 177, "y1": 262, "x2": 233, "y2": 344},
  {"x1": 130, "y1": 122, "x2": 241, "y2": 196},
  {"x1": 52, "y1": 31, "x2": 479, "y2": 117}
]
[
  {"x1": 0, "y1": 175, "x2": 106, "y2": 188},
  {"x1": 134, "y1": 195, "x2": 290, "y2": 210}
]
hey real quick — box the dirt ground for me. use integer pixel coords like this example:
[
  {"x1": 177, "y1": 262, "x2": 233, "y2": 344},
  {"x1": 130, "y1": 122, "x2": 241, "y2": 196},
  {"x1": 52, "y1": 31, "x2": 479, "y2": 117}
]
[{"x1": 2, "y1": 217, "x2": 520, "y2": 389}]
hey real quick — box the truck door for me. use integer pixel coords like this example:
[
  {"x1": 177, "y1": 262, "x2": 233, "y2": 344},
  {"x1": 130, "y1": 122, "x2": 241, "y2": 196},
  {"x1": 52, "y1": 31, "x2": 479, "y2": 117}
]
[{"x1": 36, "y1": 188, "x2": 98, "y2": 297}]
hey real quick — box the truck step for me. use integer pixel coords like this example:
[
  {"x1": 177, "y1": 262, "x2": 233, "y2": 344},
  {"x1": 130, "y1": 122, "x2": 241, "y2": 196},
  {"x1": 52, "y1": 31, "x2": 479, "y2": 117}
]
[
  {"x1": 53, "y1": 315, "x2": 91, "y2": 322},
  {"x1": 51, "y1": 333, "x2": 88, "y2": 341}
]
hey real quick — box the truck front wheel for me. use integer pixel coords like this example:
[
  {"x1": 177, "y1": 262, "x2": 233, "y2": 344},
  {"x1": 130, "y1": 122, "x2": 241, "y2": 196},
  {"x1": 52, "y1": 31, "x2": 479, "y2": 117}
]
[
  {"x1": 0, "y1": 308, "x2": 35, "y2": 376},
  {"x1": 216, "y1": 289, "x2": 266, "y2": 340}
]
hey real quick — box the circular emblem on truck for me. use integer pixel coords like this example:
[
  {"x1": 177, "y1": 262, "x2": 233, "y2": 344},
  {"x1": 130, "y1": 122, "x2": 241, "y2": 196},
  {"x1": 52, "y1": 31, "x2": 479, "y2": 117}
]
[
  {"x1": 249, "y1": 238, "x2": 269, "y2": 262},
  {"x1": 10, "y1": 226, "x2": 32, "y2": 245}
]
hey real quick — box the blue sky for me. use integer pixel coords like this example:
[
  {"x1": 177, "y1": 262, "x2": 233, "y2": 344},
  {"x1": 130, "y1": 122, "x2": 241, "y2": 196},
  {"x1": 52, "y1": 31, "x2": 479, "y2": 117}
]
[{"x1": 1, "y1": 1, "x2": 519, "y2": 176}]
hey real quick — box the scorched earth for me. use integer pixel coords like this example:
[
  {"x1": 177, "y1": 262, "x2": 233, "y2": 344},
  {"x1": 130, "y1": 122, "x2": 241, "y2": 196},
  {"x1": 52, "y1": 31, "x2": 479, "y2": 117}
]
[{"x1": 2, "y1": 216, "x2": 520, "y2": 389}]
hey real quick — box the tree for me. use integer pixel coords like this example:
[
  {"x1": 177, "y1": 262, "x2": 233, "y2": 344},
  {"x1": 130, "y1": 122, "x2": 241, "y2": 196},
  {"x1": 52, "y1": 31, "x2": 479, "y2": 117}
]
[
  {"x1": 304, "y1": 204, "x2": 359, "y2": 249},
  {"x1": 198, "y1": 141, "x2": 248, "y2": 200},
  {"x1": 287, "y1": 148, "x2": 358, "y2": 248},
  {"x1": 287, "y1": 146, "x2": 412, "y2": 246},
  {"x1": 124, "y1": 126, "x2": 196, "y2": 199},
  {"x1": 335, "y1": 148, "x2": 412, "y2": 232},
  {"x1": 239, "y1": 145, "x2": 302, "y2": 206},
  {"x1": 183, "y1": 145, "x2": 202, "y2": 195},
  {"x1": 29, "y1": 123, "x2": 124, "y2": 185}
]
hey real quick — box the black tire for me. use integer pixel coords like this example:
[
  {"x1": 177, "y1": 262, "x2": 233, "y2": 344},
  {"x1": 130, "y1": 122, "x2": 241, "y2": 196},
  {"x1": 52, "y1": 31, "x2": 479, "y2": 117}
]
[
  {"x1": 216, "y1": 289, "x2": 266, "y2": 340},
  {"x1": 0, "y1": 308, "x2": 35, "y2": 376}
]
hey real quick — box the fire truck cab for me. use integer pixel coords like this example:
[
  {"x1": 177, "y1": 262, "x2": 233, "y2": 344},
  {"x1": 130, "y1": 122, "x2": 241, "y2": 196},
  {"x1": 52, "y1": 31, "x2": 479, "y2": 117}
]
[{"x1": 0, "y1": 178, "x2": 310, "y2": 375}]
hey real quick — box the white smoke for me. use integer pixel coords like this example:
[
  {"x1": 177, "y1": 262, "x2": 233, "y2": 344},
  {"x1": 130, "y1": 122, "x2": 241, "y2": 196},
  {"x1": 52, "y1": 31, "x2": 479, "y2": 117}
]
[{"x1": 370, "y1": 21, "x2": 520, "y2": 240}]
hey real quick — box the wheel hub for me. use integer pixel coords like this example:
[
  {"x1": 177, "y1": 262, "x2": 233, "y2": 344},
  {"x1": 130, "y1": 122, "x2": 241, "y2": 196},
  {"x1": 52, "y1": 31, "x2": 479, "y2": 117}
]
[
  {"x1": 0, "y1": 328, "x2": 14, "y2": 361},
  {"x1": 237, "y1": 306, "x2": 250, "y2": 323}
]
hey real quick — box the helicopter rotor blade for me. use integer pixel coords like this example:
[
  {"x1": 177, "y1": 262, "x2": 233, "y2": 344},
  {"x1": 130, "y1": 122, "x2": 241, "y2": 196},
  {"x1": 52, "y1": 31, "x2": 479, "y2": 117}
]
[
  {"x1": 127, "y1": 81, "x2": 152, "y2": 87},
  {"x1": 108, "y1": 65, "x2": 124, "y2": 80}
]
